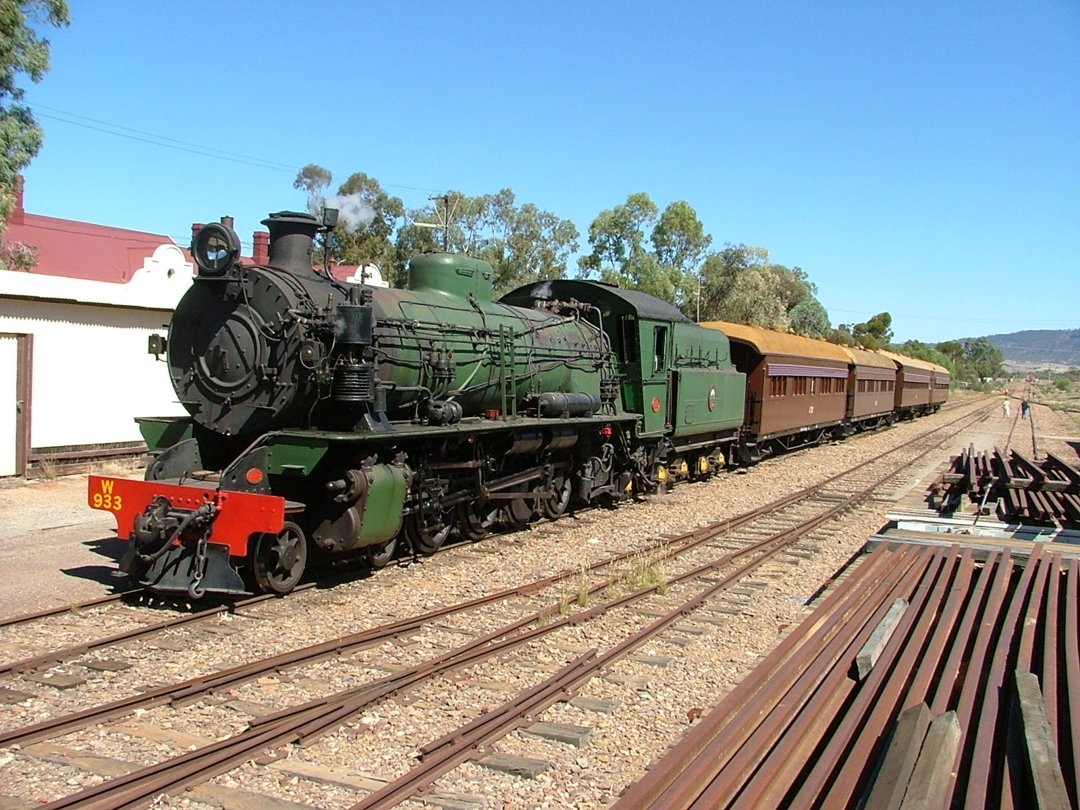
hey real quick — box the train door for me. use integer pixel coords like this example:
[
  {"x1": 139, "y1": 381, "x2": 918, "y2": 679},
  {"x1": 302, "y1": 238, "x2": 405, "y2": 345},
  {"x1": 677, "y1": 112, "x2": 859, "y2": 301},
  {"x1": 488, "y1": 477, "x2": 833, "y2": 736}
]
[
  {"x1": 640, "y1": 322, "x2": 671, "y2": 436},
  {"x1": 0, "y1": 333, "x2": 30, "y2": 477}
]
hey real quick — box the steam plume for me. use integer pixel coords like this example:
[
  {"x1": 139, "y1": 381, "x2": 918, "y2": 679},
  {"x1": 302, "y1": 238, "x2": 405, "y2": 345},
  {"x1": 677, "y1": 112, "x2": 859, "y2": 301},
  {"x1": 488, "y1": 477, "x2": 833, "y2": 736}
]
[{"x1": 324, "y1": 193, "x2": 376, "y2": 233}]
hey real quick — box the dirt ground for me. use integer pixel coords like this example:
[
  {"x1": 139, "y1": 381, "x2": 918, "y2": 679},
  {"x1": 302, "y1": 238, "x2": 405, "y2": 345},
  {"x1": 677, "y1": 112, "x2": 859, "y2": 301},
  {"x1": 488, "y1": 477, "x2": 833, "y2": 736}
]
[{"x1": 0, "y1": 471, "x2": 136, "y2": 620}]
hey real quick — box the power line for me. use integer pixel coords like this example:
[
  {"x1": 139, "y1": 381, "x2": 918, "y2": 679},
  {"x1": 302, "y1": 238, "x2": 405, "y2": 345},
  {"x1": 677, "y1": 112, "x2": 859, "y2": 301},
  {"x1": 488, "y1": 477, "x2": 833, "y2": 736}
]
[
  {"x1": 27, "y1": 103, "x2": 446, "y2": 195},
  {"x1": 828, "y1": 307, "x2": 1078, "y2": 329}
]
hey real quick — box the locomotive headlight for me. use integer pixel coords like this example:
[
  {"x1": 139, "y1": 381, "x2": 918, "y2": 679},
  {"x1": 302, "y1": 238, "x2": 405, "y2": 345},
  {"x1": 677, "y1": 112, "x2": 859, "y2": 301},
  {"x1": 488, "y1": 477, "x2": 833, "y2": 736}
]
[{"x1": 192, "y1": 222, "x2": 241, "y2": 277}]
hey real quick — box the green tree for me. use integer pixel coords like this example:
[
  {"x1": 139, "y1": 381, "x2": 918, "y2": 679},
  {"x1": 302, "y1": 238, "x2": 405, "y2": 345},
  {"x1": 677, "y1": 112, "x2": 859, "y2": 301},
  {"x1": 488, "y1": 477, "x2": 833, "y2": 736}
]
[
  {"x1": 329, "y1": 171, "x2": 404, "y2": 273},
  {"x1": 698, "y1": 245, "x2": 788, "y2": 328},
  {"x1": 578, "y1": 192, "x2": 659, "y2": 281},
  {"x1": 0, "y1": 0, "x2": 70, "y2": 235},
  {"x1": 652, "y1": 200, "x2": 711, "y2": 275},
  {"x1": 396, "y1": 189, "x2": 578, "y2": 293},
  {"x1": 963, "y1": 337, "x2": 1004, "y2": 381},
  {"x1": 499, "y1": 201, "x2": 579, "y2": 290},
  {"x1": 934, "y1": 340, "x2": 965, "y2": 366},
  {"x1": 825, "y1": 326, "x2": 857, "y2": 347},
  {"x1": 897, "y1": 339, "x2": 956, "y2": 378},
  {"x1": 693, "y1": 243, "x2": 832, "y2": 332},
  {"x1": 788, "y1": 297, "x2": 831, "y2": 338},
  {"x1": 932, "y1": 339, "x2": 973, "y2": 381},
  {"x1": 293, "y1": 164, "x2": 332, "y2": 212},
  {"x1": 580, "y1": 194, "x2": 714, "y2": 307},
  {"x1": 847, "y1": 312, "x2": 893, "y2": 350}
]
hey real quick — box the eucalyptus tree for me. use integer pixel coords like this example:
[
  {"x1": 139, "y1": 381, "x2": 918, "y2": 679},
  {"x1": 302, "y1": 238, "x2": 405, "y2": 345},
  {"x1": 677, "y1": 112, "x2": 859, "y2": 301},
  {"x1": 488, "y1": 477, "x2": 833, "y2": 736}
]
[
  {"x1": 0, "y1": 0, "x2": 70, "y2": 234},
  {"x1": 292, "y1": 165, "x2": 404, "y2": 276},
  {"x1": 579, "y1": 193, "x2": 711, "y2": 308},
  {"x1": 397, "y1": 188, "x2": 578, "y2": 294}
]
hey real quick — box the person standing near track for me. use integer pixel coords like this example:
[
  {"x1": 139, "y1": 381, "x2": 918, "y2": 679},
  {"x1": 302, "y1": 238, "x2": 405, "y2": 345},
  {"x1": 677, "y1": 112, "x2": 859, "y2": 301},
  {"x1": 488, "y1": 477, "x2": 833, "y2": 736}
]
[
  {"x1": 1002, "y1": 397, "x2": 1011, "y2": 418},
  {"x1": 1022, "y1": 399, "x2": 1030, "y2": 420}
]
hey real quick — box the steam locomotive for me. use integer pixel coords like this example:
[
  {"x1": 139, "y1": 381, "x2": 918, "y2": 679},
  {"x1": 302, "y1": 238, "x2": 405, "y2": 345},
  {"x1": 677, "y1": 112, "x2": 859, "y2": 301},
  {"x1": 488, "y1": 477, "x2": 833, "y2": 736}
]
[{"x1": 89, "y1": 210, "x2": 746, "y2": 598}]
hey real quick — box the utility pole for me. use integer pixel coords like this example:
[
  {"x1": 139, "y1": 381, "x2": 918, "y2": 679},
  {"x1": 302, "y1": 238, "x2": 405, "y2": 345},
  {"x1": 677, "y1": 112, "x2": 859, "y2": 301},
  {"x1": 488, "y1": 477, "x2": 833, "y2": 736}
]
[
  {"x1": 439, "y1": 195, "x2": 450, "y2": 251},
  {"x1": 416, "y1": 194, "x2": 455, "y2": 252}
]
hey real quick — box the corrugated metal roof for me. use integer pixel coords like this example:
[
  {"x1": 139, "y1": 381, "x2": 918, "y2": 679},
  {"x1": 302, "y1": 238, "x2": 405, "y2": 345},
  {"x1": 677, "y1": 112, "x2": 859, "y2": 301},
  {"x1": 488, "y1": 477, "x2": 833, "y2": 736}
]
[
  {"x1": 842, "y1": 345, "x2": 896, "y2": 369},
  {"x1": 504, "y1": 279, "x2": 692, "y2": 322},
  {"x1": 4, "y1": 211, "x2": 177, "y2": 283},
  {"x1": 701, "y1": 320, "x2": 851, "y2": 363},
  {"x1": 878, "y1": 349, "x2": 940, "y2": 373}
]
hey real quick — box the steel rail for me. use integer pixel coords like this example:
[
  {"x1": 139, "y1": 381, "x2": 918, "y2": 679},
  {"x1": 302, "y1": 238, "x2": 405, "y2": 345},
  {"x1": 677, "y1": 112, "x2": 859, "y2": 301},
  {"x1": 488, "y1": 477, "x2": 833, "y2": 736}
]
[
  {"x1": 37, "y1": 433, "x2": 944, "y2": 810},
  {"x1": 0, "y1": 585, "x2": 318, "y2": 677},
  {"x1": 610, "y1": 406, "x2": 1002, "y2": 809},
  {"x1": 962, "y1": 546, "x2": 1042, "y2": 810},
  {"x1": 350, "y1": 530, "x2": 923, "y2": 808},
  {"x1": 613, "y1": 544, "x2": 918, "y2": 809},
  {"x1": 701, "y1": 547, "x2": 940, "y2": 810},
  {"x1": 0, "y1": 482, "x2": 828, "y2": 749},
  {"x1": 616, "y1": 523, "x2": 1078, "y2": 809},
  {"x1": 23, "y1": 402, "x2": 994, "y2": 808},
  {"x1": 1040, "y1": 555, "x2": 1061, "y2": 740},
  {"x1": 940, "y1": 549, "x2": 1015, "y2": 804},
  {"x1": 1066, "y1": 560, "x2": 1080, "y2": 804},
  {"x1": 786, "y1": 547, "x2": 954, "y2": 809},
  {"x1": 3, "y1": 406, "x2": 992, "y2": 748},
  {"x1": 997, "y1": 547, "x2": 1053, "y2": 810},
  {"x1": 0, "y1": 590, "x2": 137, "y2": 629},
  {"x1": 2, "y1": 400, "x2": 989, "y2": 675},
  {"x1": 810, "y1": 548, "x2": 976, "y2": 808},
  {"x1": 898, "y1": 548, "x2": 978, "y2": 713},
  {"x1": 35, "y1": 506, "x2": 811, "y2": 810}
]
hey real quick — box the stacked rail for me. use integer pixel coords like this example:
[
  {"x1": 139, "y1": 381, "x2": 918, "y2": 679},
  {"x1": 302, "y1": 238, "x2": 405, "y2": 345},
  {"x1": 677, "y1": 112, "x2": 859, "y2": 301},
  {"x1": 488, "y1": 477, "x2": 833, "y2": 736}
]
[
  {"x1": 930, "y1": 445, "x2": 1080, "y2": 524},
  {"x1": 615, "y1": 542, "x2": 1079, "y2": 809}
]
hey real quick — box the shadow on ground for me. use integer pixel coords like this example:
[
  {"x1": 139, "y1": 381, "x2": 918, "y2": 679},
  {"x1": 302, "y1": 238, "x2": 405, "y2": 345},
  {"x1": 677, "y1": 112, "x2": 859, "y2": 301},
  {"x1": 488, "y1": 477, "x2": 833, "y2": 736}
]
[{"x1": 60, "y1": 536, "x2": 128, "y2": 587}]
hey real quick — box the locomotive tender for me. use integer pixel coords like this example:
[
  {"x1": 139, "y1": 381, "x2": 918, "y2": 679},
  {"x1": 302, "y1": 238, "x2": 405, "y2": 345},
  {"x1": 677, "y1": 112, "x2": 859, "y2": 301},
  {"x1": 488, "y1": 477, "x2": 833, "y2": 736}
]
[
  {"x1": 88, "y1": 209, "x2": 948, "y2": 599},
  {"x1": 89, "y1": 210, "x2": 746, "y2": 598}
]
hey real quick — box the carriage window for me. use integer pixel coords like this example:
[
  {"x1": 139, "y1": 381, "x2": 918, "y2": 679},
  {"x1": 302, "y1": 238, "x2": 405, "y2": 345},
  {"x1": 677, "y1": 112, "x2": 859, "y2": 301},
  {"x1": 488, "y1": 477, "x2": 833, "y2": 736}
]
[{"x1": 653, "y1": 326, "x2": 667, "y2": 374}]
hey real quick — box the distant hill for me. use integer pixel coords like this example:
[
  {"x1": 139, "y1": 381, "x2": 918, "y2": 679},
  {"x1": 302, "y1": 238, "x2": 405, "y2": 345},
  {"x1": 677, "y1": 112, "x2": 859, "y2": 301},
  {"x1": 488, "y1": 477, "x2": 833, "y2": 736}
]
[{"x1": 968, "y1": 329, "x2": 1080, "y2": 369}]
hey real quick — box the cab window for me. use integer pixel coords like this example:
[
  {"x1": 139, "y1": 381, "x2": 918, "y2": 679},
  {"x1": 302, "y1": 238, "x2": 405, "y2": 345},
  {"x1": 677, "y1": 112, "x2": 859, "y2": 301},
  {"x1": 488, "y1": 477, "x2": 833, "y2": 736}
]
[
  {"x1": 618, "y1": 316, "x2": 638, "y2": 364},
  {"x1": 653, "y1": 326, "x2": 668, "y2": 374}
]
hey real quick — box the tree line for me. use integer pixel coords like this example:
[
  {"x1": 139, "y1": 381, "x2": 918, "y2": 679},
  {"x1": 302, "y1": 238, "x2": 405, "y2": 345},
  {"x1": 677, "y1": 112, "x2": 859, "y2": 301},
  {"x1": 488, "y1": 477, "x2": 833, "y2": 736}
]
[
  {"x1": 296, "y1": 166, "x2": 839, "y2": 333},
  {"x1": 0, "y1": 0, "x2": 1002, "y2": 389},
  {"x1": 294, "y1": 164, "x2": 1002, "y2": 382}
]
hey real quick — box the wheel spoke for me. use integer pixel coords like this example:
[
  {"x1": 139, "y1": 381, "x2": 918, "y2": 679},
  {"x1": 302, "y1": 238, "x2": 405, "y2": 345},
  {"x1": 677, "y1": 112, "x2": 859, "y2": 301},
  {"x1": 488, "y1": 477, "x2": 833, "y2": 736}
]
[{"x1": 252, "y1": 522, "x2": 307, "y2": 595}]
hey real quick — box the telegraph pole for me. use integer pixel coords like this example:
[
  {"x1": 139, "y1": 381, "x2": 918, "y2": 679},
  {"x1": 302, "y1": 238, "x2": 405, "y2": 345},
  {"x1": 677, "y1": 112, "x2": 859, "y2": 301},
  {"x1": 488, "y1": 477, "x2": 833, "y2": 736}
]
[{"x1": 415, "y1": 194, "x2": 455, "y2": 251}]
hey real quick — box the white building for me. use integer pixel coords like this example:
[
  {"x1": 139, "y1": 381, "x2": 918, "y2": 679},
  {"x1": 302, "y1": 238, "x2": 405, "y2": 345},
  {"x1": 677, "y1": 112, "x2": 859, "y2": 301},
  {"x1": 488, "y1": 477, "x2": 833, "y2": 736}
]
[{"x1": 0, "y1": 187, "x2": 192, "y2": 477}]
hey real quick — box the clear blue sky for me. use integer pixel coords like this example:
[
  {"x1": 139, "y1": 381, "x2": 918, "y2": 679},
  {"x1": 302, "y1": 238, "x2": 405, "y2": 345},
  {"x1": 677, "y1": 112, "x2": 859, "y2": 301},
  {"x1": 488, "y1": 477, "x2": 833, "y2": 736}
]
[{"x1": 18, "y1": 1, "x2": 1080, "y2": 344}]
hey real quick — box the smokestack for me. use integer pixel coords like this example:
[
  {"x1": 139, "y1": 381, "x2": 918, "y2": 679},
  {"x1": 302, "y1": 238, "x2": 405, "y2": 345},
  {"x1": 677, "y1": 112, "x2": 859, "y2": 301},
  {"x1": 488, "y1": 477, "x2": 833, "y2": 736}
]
[
  {"x1": 220, "y1": 215, "x2": 234, "y2": 230},
  {"x1": 261, "y1": 211, "x2": 319, "y2": 276},
  {"x1": 191, "y1": 223, "x2": 204, "y2": 241},
  {"x1": 253, "y1": 231, "x2": 269, "y2": 265}
]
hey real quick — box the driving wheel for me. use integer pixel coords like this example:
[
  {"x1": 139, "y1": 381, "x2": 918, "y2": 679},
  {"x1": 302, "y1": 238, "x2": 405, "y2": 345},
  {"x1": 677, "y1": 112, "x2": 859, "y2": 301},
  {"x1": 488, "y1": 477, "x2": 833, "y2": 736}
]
[{"x1": 405, "y1": 504, "x2": 453, "y2": 555}]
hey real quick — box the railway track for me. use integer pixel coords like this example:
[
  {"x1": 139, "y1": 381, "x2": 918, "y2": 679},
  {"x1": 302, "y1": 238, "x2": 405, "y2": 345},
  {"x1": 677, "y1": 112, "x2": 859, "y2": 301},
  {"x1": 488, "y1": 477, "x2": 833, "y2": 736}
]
[
  {"x1": 0, "y1": 401, "x2": 993, "y2": 808},
  {"x1": 0, "y1": 586, "x2": 329, "y2": 678}
]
